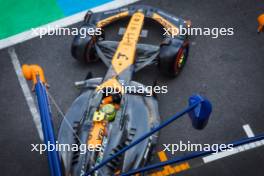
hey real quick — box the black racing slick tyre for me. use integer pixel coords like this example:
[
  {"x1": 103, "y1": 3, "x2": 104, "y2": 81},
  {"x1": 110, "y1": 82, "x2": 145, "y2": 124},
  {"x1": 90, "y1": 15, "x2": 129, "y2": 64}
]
[
  {"x1": 71, "y1": 24, "x2": 98, "y2": 63},
  {"x1": 158, "y1": 38, "x2": 189, "y2": 77}
]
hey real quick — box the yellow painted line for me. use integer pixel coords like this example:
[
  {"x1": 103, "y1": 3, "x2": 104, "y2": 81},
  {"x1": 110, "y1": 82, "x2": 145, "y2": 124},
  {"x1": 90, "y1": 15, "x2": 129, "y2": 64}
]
[
  {"x1": 158, "y1": 151, "x2": 168, "y2": 161},
  {"x1": 149, "y1": 151, "x2": 191, "y2": 176},
  {"x1": 175, "y1": 162, "x2": 190, "y2": 173},
  {"x1": 158, "y1": 151, "x2": 175, "y2": 175}
]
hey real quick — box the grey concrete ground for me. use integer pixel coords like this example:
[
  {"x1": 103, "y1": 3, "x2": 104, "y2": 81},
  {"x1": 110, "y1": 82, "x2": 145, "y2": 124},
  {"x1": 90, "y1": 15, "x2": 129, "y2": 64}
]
[{"x1": 0, "y1": 0, "x2": 264, "y2": 175}]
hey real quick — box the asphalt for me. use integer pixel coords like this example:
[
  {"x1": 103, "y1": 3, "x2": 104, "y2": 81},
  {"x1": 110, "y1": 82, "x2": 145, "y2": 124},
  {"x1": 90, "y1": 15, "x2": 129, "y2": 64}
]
[{"x1": 0, "y1": 0, "x2": 264, "y2": 175}]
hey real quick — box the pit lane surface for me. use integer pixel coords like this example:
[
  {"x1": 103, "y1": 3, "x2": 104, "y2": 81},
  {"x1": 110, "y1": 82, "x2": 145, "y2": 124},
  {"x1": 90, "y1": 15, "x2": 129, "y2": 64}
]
[{"x1": 0, "y1": 0, "x2": 264, "y2": 175}]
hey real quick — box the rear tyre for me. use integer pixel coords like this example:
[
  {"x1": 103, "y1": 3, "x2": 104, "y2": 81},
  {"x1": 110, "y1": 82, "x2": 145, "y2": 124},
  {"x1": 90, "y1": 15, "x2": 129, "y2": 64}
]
[
  {"x1": 71, "y1": 24, "x2": 98, "y2": 63},
  {"x1": 158, "y1": 38, "x2": 189, "y2": 77}
]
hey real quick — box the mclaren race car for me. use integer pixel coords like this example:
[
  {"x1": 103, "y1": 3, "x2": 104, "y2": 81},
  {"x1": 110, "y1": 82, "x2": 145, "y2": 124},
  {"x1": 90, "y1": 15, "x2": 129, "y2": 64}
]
[
  {"x1": 22, "y1": 5, "x2": 214, "y2": 176},
  {"x1": 61, "y1": 5, "x2": 190, "y2": 176},
  {"x1": 21, "y1": 4, "x2": 264, "y2": 176}
]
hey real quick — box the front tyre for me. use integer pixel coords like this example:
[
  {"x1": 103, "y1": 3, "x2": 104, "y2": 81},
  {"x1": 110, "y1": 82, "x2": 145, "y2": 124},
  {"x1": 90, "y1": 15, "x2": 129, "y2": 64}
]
[
  {"x1": 158, "y1": 38, "x2": 189, "y2": 77},
  {"x1": 71, "y1": 24, "x2": 98, "y2": 63}
]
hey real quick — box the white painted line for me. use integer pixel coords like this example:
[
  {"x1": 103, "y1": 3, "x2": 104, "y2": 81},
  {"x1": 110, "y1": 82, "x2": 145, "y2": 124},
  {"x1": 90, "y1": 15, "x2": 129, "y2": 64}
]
[
  {"x1": 203, "y1": 125, "x2": 259, "y2": 163},
  {"x1": 237, "y1": 146, "x2": 244, "y2": 152},
  {"x1": 8, "y1": 47, "x2": 43, "y2": 140},
  {"x1": 0, "y1": 0, "x2": 140, "y2": 49},
  {"x1": 203, "y1": 149, "x2": 238, "y2": 163},
  {"x1": 202, "y1": 140, "x2": 264, "y2": 163},
  {"x1": 244, "y1": 144, "x2": 250, "y2": 150},
  {"x1": 249, "y1": 142, "x2": 256, "y2": 148},
  {"x1": 256, "y1": 141, "x2": 262, "y2": 146},
  {"x1": 243, "y1": 124, "x2": 255, "y2": 137}
]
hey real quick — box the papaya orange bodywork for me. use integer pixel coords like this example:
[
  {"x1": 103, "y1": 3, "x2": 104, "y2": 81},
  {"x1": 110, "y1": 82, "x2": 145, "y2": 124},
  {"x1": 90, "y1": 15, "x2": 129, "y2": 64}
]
[
  {"x1": 89, "y1": 12, "x2": 145, "y2": 148},
  {"x1": 152, "y1": 13, "x2": 180, "y2": 36},
  {"x1": 88, "y1": 121, "x2": 107, "y2": 147},
  {"x1": 96, "y1": 11, "x2": 129, "y2": 28},
  {"x1": 96, "y1": 12, "x2": 145, "y2": 92},
  {"x1": 96, "y1": 77, "x2": 123, "y2": 93},
  {"x1": 111, "y1": 12, "x2": 145, "y2": 74}
]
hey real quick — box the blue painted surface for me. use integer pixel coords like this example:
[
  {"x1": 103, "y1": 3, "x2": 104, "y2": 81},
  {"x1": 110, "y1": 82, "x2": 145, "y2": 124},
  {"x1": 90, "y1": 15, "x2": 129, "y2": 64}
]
[{"x1": 57, "y1": 0, "x2": 113, "y2": 16}]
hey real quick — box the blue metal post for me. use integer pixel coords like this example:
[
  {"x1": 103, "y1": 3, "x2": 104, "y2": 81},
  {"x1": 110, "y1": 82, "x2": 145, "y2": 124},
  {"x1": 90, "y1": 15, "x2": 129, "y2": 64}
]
[
  {"x1": 35, "y1": 76, "x2": 62, "y2": 176},
  {"x1": 120, "y1": 133, "x2": 264, "y2": 175}
]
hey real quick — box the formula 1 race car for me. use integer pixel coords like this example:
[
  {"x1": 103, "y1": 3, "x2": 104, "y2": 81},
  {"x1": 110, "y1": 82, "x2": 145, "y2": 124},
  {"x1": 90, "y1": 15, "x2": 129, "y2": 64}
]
[
  {"x1": 22, "y1": 5, "x2": 213, "y2": 176},
  {"x1": 71, "y1": 5, "x2": 190, "y2": 77},
  {"x1": 65, "y1": 5, "x2": 190, "y2": 176},
  {"x1": 21, "y1": 4, "x2": 264, "y2": 176}
]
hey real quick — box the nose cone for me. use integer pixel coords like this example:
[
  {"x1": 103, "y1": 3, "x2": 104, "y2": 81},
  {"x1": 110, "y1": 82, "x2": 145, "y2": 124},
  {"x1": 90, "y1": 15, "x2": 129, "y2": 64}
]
[{"x1": 257, "y1": 14, "x2": 264, "y2": 33}]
